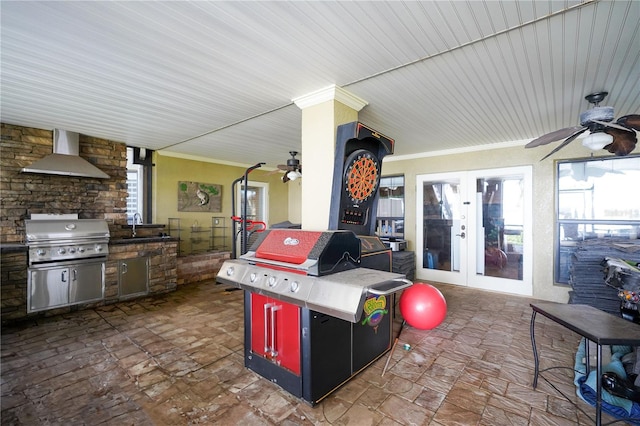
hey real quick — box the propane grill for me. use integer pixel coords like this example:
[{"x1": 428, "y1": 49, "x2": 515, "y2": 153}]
[
  {"x1": 217, "y1": 229, "x2": 411, "y2": 322},
  {"x1": 216, "y1": 228, "x2": 412, "y2": 405}
]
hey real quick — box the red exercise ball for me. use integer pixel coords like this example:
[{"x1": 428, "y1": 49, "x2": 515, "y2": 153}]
[{"x1": 399, "y1": 283, "x2": 447, "y2": 330}]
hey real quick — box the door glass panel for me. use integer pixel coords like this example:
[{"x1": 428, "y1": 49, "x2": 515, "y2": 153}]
[
  {"x1": 422, "y1": 180, "x2": 461, "y2": 271},
  {"x1": 376, "y1": 175, "x2": 404, "y2": 238},
  {"x1": 476, "y1": 175, "x2": 524, "y2": 280}
]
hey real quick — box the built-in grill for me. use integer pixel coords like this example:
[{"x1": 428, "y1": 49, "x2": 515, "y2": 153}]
[
  {"x1": 216, "y1": 229, "x2": 412, "y2": 405},
  {"x1": 25, "y1": 214, "x2": 110, "y2": 313}
]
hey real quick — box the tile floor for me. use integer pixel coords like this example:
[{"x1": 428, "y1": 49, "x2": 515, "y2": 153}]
[{"x1": 1, "y1": 280, "x2": 627, "y2": 425}]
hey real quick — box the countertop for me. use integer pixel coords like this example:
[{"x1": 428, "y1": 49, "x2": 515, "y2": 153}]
[
  {"x1": 0, "y1": 243, "x2": 27, "y2": 253},
  {"x1": 110, "y1": 236, "x2": 178, "y2": 245},
  {"x1": 1, "y1": 237, "x2": 179, "y2": 252}
]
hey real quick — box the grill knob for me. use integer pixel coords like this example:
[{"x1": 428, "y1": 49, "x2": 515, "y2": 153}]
[
  {"x1": 290, "y1": 281, "x2": 300, "y2": 293},
  {"x1": 250, "y1": 273, "x2": 258, "y2": 282},
  {"x1": 95, "y1": 244, "x2": 103, "y2": 252},
  {"x1": 68, "y1": 247, "x2": 76, "y2": 254},
  {"x1": 268, "y1": 276, "x2": 277, "y2": 287},
  {"x1": 36, "y1": 249, "x2": 46, "y2": 256},
  {"x1": 77, "y1": 247, "x2": 86, "y2": 253},
  {"x1": 226, "y1": 266, "x2": 235, "y2": 276},
  {"x1": 57, "y1": 248, "x2": 67, "y2": 255}
]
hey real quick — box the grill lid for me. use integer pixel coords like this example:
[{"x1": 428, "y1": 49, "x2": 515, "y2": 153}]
[
  {"x1": 244, "y1": 229, "x2": 361, "y2": 276},
  {"x1": 25, "y1": 219, "x2": 110, "y2": 244}
]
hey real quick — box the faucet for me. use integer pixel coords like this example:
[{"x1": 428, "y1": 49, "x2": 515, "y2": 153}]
[{"x1": 132, "y1": 212, "x2": 142, "y2": 237}]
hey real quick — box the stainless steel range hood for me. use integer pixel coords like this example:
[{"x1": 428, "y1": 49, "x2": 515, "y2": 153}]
[{"x1": 21, "y1": 129, "x2": 109, "y2": 179}]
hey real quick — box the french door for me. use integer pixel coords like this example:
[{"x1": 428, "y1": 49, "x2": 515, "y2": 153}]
[{"x1": 416, "y1": 166, "x2": 532, "y2": 296}]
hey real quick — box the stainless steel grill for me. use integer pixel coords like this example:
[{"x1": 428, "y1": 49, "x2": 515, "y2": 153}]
[
  {"x1": 25, "y1": 214, "x2": 110, "y2": 264},
  {"x1": 24, "y1": 214, "x2": 110, "y2": 313}
]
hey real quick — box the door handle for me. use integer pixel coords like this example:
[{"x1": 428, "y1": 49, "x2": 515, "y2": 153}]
[
  {"x1": 456, "y1": 232, "x2": 466, "y2": 239},
  {"x1": 263, "y1": 303, "x2": 273, "y2": 353},
  {"x1": 122, "y1": 263, "x2": 128, "y2": 274},
  {"x1": 270, "y1": 305, "x2": 281, "y2": 357},
  {"x1": 61, "y1": 270, "x2": 67, "y2": 282}
]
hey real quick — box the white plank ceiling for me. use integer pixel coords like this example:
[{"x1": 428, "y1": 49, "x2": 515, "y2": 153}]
[{"x1": 2, "y1": 1, "x2": 639, "y2": 169}]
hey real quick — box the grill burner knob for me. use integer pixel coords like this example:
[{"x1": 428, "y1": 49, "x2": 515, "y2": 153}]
[
  {"x1": 57, "y1": 248, "x2": 67, "y2": 255},
  {"x1": 36, "y1": 249, "x2": 46, "y2": 256},
  {"x1": 226, "y1": 266, "x2": 235, "y2": 276},
  {"x1": 268, "y1": 276, "x2": 277, "y2": 287},
  {"x1": 78, "y1": 247, "x2": 86, "y2": 253},
  {"x1": 290, "y1": 281, "x2": 300, "y2": 293},
  {"x1": 250, "y1": 273, "x2": 258, "y2": 282},
  {"x1": 95, "y1": 244, "x2": 103, "y2": 252},
  {"x1": 68, "y1": 247, "x2": 76, "y2": 254}
]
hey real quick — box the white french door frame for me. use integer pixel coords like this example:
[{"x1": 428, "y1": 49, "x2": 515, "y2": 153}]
[{"x1": 416, "y1": 166, "x2": 533, "y2": 296}]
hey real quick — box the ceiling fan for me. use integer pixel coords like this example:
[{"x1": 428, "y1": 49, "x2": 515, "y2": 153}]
[
  {"x1": 277, "y1": 151, "x2": 302, "y2": 183},
  {"x1": 526, "y1": 92, "x2": 640, "y2": 161}
]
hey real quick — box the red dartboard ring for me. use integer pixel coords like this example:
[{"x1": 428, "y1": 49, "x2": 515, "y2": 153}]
[{"x1": 343, "y1": 150, "x2": 381, "y2": 204}]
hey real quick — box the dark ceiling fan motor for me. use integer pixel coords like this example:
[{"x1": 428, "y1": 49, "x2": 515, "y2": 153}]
[
  {"x1": 280, "y1": 151, "x2": 302, "y2": 183},
  {"x1": 286, "y1": 151, "x2": 300, "y2": 169}
]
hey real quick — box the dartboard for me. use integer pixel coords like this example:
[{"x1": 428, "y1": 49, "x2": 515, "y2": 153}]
[{"x1": 343, "y1": 150, "x2": 381, "y2": 203}]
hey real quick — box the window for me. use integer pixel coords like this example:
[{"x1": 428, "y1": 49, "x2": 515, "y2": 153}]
[
  {"x1": 556, "y1": 156, "x2": 640, "y2": 283},
  {"x1": 376, "y1": 175, "x2": 404, "y2": 238},
  {"x1": 126, "y1": 147, "x2": 144, "y2": 224}
]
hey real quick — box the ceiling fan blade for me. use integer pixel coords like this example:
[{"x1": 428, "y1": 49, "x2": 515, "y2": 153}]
[
  {"x1": 603, "y1": 128, "x2": 638, "y2": 156},
  {"x1": 617, "y1": 114, "x2": 640, "y2": 131},
  {"x1": 525, "y1": 126, "x2": 586, "y2": 148},
  {"x1": 277, "y1": 164, "x2": 290, "y2": 171},
  {"x1": 539, "y1": 128, "x2": 588, "y2": 161},
  {"x1": 590, "y1": 119, "x2": 634, "y2": 132}
]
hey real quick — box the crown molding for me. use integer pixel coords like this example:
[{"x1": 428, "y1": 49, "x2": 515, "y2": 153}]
[{"x1": 292, "y1": 84, "x2": 368, "y2": 111}]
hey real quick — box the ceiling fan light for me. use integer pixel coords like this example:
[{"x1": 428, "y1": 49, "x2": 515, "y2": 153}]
[
  {"x1": 286, "y1": 170, "x2": 301, "y2": 181},
  {"x1": 582, "y1": 132, "x2": 614, "y2": 151}
]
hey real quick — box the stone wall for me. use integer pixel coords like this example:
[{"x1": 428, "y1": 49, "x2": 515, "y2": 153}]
[
  {"x1": 177, "y1": 251, "x2": 230, "y2": 285},
  {"x1": 0, "y1": 123, "x2": 129, "y2": 241},
  {"x1": 0, "y1": 250, "x2": 27, "y2": 323}
]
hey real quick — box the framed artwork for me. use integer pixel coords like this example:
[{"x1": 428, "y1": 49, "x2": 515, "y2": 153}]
[{"x1": 178, "y1": 181, "x2": 222, "y2": 212}]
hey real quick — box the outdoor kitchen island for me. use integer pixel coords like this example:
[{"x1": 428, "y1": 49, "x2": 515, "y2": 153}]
[
  {"x1": 217, "y1": 228, "x2": 412, "y2": 405},
  {"x1": 0, "y1": 231, "x2": 179, "y2": 325}
]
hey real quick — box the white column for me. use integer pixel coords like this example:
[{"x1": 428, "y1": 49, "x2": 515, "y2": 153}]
[{"x1": 293, "y1": 85, "x2": 367, "y2": 230}]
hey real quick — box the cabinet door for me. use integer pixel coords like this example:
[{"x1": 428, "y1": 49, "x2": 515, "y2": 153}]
[
  {"x1": 29, "y1": 267, "x2": 69, "y2": 312},
  {"x1": 69, "y1": 261, "x2": 104, "y2": 304},
  {"x1": 119, "y1": 258, "x2": 149, "y2": 297},
  {"x1": 250, "y1": 294, "x2": 301, "y2": 375}
]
